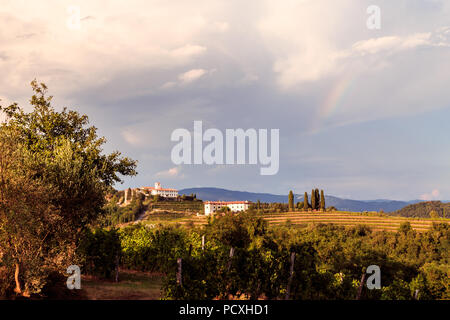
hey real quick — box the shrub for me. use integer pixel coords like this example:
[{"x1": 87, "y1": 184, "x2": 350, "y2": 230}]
[{"x1": 78, "y1": 228, "x2": 121, "y2": 279}]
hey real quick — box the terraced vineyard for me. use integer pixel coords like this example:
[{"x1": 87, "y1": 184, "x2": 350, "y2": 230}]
[
  {"x1": 263, "y1": 211, "x2": 449, "y2": 232},
  {"x1": 139, "y1": 211, "x2": 449, "y2": 232}
]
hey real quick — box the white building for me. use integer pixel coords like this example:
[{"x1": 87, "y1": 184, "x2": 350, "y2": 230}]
[
  {"x1": 141, "y1": 182, "x2": 178, "y2": 198},
  {"x1": 204, "y1": 201, "x2": 251, "y2": 215}
]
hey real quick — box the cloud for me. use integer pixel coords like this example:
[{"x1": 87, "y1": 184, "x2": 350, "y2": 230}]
[
  {"x1": 0, "y1": 1, "x2": 216, "y2": 101},
  {"x1": 170, "y1": 44, "x2": 207, "y2": 58},
  {"x1": 420, "y1": 189, "x2": 440, "y2": 201},
  {"x1": 121, "y1": 129, "x2": 142, "y2": 146},
  {"x1": 178, "y1": 69, "x2": 208, "y2": 83},
  {"x1": 3, "y1": 0, "x2": 450, "y2": 199},
  {"x1": 155, "y1": 167, "x2": 184, "y2": 178},
  {"x1": 271, "y1": 28, "x2": 450, "y2": 89},
  {"x1": 160, "y1": 68, "x2": 213, "y2": 89},
  {"x1": 349, "y1": 32, "x2": 445, "y2": 57}
]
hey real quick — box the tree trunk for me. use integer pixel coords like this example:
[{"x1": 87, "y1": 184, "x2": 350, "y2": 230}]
[
  {"x1": 115, "y1": 255, "x2": 119, "y2": 283},
  {"x1": 356, "y1": 273, "x2": 366, "y2": 300},
  {"x1": 14, "y1": 263, "x2": 21, "y2": 294},
  {"x1": 285, "y1": 252, "x2": 296, "y2": 300}
]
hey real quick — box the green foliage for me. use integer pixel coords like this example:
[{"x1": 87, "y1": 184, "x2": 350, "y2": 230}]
[
  {"x1": 288, "y1": 190, "x2": 294, "y2": 211},
  {"x1": 320, "y1": 190, "x2": 325, "y2": 211},
  {"x1": 430, "y1": 210, "x2": 439, "y2": 219},
  {"x1": 314, "y1": 189, "x2": 320, "y2": 211},
  {"x1": 311, "y1": 189, "x2": 316, "y2": 211},
  {"x1": 398, "y1": 222, "x2": 412, "y2": 234},
  {"x1": 418, "y1": 262, "x2": 449, "y2": 299},
  {"x1": 393, "y1": 201, "x2": 450, "y2": 218},
  {"x1": 0, "y1": 80, "x2": 136, "y2": 297},
  {"x1": 120, "y1": 224, "x2": 196, "y2": 273},
  {"x1": 150, "y1": 201, "x2": 203, "y2": 213},
  {"x1": 159, "y1": 217, "x2": 449, "y2": 300},
  {"x1": 304, "y1": 192, "x2": 309, "y2": 210},
  {"x1": 100, "y1": 192, "x2": 145, "y2": 226},
  {"x1": 73, "y1": 214, "x2": 449, "y2": 300},
  {"x1": 78, "y1": 228, "x2": 121, "y2": 279}
]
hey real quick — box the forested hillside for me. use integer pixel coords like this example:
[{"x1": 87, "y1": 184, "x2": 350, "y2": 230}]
[{"x1": 391, "y1": 201, "x2": 450, "y2": 218}]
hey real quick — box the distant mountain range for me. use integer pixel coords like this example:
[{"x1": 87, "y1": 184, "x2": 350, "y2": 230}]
[{"x1": 179, "y1": 187, "x2": 422, "y2": 213}]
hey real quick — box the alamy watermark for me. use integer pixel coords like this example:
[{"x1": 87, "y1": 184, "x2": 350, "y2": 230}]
[
  {"x1": 367, "y1": 5, "x2": 381, "y2": 30},
  {"x1": 171, "y1": 121, "x2": 279, "y2": 175},
  {"x1": 366, "y1": 265, "x2": 381, "y2": 290},
  {"x1": 66, "y1": 5, "x2": 81, "y2": 30},
  {"x1": 66, "y1": 265, "x2": 81, "y2": 290}
]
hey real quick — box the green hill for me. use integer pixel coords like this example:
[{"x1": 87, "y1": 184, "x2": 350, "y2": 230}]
[{"x1": 391, "y1": 201, "x2": 450, "y2": 218}]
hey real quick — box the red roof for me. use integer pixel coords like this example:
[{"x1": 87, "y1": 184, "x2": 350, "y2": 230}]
[
  {"x1": 204, "y1": 201, "x2": 251, "y2": 205},
  {"x1": 142, "y1": 187, "x2": 178, "y2": 191}
]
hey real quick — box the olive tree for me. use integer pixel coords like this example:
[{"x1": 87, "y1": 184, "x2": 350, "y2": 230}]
[{"x1": 0, "y1": 80, "x2": 137, "y2": 297}]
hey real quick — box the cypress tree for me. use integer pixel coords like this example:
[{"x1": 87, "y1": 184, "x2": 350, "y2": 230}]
[
  {"x1": 288, "y1": 190, "x2": 294, "y2": 212},
  {"x1": 311, "y1": 189, "x2": 316, "y2": 211},
  {"x1": 320, "y1": 189, "x2": 325, "y2": 211},
  {"x1": 304, "y1": 192, "x2": 309, "y2": 211},
  {"x1": 313, "y1": 189, "x2": 318, "y2": 210},
  {"x1": 315, "y1": 189, "x2": 320, "y2": 210}
]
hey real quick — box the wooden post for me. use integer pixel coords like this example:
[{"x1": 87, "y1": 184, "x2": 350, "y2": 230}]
[
  {"x1": 114, "y1": 254, "x2": 119, "y2": 283},
  {"x1": 356, "y1": 272, "x2": 366, "y2": 300},
  {"x1": 285, "y1": 252, "x2": 296, "y2": 300},
  {"x1": 227, "y1": 247, "x2": 235, "y2": 272},
  {"x1": 225, "y1": 247, "x2": 236, "y2": 298},
  {"x1": 176, "y1": 258, "x2": 183, "y2": 287},
  {"x1": 202, "y1": 235, "x2": 205, "y2": 251}
]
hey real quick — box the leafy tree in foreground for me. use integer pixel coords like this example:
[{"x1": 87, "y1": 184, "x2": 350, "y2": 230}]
[{"x1": 0, "y1": 80, "x2": 137, "y2": 297}]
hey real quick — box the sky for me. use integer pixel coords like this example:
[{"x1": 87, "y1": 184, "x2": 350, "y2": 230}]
[{"x1": 1, "y1": 0, "x2": 450, "y2": 200}]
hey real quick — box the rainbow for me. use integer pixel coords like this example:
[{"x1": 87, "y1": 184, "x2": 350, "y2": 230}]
[{"x1": 310, "y1": 72, "x2": 356, "y2": 134}]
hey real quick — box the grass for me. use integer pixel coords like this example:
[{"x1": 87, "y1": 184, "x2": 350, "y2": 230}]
[{"x1": 80, "y1": 269, "x2": 163, "y2": 300}]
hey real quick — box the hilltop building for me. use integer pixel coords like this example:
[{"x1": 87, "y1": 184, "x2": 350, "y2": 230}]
[
  {"x1": 141, "y1": 182, "x2": 179, "y2": 198},
  {"x1": 204, "y1": 201, "x2": 251, "y2": 215}
]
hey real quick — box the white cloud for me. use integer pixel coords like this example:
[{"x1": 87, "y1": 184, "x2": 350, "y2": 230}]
[
  {"x1": 0, "y1": 0, "x2": 219, "y2": 101},
  {"x1": 350, "y1": 33, "x2": 435, "y2": 57},
  {"x1": 256, "y1": 0, "x2": 450, "y2": 91},
  {"x1": 420, "y1": 189, "x2": 440, "y2": 201},
  {"x1": 270, "y1": 28, "x2": 450, "y2": 89},
  {"x1": 3, "y1": 0, "x2": 450, "y2": 200},
  {"x1": 155, "y1": 167, "x2": 184, "y2": 178},
  {"x1": 170, "y1": 44, "x2": 207, "y2": 58},
  {"x1": 159, "y1": 68, "x2": 212, "y2": 90},
  {"x1": 121, "y1": 129, "x2": 142, "y2": 146},
  {"x1": 178, "y1": 69, "x2": 208, "y2": 83}
]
